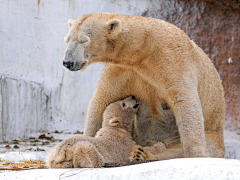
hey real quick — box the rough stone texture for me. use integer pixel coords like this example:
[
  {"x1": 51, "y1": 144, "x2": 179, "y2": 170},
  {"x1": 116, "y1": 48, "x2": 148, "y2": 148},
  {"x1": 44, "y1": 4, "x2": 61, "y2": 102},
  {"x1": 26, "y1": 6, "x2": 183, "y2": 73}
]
[
  {"x1": 141, "y1": 0, "x2": 240, "y2": 138},
  {"x1": 225, "y1": 139, "x2": 240, "y2": 159}
]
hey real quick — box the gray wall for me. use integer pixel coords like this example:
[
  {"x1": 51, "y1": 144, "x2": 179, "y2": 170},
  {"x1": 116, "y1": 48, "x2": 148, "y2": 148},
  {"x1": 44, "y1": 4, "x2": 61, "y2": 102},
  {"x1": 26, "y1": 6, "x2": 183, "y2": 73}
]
[{"x1": 0, "y1": 0, "x2": 154, "y2": 141}]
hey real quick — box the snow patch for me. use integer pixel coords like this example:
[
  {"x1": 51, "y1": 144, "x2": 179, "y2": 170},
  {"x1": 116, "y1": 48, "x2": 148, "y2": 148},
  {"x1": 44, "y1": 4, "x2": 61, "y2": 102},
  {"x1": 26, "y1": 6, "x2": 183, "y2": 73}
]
[
  {"x1": 0, "y1": 158, "x2": 240, "y2": 180},
  {"x1": 0, "y1": 152, "x2": 46, "y2": 162}
]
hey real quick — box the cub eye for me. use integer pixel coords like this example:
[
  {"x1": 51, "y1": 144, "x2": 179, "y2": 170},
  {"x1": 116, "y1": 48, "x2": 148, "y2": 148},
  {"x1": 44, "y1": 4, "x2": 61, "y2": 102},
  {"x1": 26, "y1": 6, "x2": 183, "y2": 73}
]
[
  {"x1": 122, "y1": 103, "x2": 126, "y2": 107},
  {"x1": 133, "y1": 104, "x2": 139, "y2": 109}
]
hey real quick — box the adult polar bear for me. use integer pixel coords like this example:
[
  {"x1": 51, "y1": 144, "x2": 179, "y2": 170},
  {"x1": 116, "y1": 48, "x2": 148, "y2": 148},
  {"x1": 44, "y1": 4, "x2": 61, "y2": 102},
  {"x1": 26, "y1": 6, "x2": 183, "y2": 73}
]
[{"x1": 63, "y1": 13, "x2": 225, "y2": 159}]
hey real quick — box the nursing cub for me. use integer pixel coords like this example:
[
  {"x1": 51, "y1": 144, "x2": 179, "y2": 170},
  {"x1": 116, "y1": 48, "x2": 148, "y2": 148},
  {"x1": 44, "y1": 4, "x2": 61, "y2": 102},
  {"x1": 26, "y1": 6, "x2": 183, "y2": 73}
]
[{"x1": 47, "y1": 97, "x2": 148, "y2": 168}]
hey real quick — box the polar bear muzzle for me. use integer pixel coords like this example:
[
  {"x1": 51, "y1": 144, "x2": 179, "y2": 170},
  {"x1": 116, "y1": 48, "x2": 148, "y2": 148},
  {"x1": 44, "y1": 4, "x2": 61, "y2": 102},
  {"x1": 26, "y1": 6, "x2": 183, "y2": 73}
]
[{"x1": 63, "y1": 39, "x2": 88, "y2": 71}]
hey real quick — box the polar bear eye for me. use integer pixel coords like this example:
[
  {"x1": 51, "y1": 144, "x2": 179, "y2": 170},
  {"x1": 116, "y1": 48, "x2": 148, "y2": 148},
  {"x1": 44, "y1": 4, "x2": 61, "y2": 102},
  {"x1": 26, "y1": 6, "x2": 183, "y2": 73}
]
[
  {"x1": 84, "y1": 51, "x2": 88, "y2": 59},
  {"x1": 80, "y1": 39, "x2": 88, "y2": 44},
  {"x1": 122, "y1": 103, "x2": 126, "y2": 107},
  {"x1": 78, "y1": 35, "x2": 91, "y2": 46}
]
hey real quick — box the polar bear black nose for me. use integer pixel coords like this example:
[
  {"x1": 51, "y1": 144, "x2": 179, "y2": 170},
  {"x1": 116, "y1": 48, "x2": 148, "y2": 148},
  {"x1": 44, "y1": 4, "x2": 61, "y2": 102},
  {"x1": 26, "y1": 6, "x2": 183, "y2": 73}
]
[{"x1": 63, "y1": 61, "x2": 74, "y2": 69}]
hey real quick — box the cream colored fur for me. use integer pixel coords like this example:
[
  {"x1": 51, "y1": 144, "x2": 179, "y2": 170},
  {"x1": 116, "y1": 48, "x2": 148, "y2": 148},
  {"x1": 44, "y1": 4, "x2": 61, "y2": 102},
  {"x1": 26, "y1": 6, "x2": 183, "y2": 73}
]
[
  {"x1": 63, "y1": 13, "x2": 225, "y2": 159},
  {"x1": 47, "y1": 97, "x2": 165, "y2": 168}
]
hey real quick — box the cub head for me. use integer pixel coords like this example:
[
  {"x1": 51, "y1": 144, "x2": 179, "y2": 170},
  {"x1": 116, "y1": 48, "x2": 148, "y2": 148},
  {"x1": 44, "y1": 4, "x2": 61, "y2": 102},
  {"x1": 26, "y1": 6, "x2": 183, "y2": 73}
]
[
  {"x1": 63, "y1": 13, "x2": 125, "y2": 72},
  {"x1": 102, "y1": 96, "x2": 139, "y2": 132}
]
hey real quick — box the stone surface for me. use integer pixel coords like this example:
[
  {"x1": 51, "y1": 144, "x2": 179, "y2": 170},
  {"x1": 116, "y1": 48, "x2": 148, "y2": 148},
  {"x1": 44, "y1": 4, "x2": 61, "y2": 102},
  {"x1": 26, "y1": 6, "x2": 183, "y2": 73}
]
[
  {"x1": 140, "y1": 0, "x2": 240, "y2": 139},
  {"x1": 0, "y1": 75, "x2": 51, "y2": 141},
  {"x1": 225, "y1": 139, "x2": 240, "y2": 159}
]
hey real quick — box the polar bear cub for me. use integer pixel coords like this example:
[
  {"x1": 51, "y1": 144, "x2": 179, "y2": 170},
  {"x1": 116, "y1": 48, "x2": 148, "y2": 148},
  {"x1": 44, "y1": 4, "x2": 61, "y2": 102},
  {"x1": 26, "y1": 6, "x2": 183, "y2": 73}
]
[{"x1": 46, "y1": 96, "x2": 140, "y2": 168}]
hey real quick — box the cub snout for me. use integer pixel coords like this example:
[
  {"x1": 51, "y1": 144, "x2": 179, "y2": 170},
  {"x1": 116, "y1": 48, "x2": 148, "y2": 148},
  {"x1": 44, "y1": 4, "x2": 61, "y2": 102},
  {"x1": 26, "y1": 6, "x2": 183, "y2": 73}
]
[{"x1": 123, "y1": 96, "x2": 139, "y2": 110}]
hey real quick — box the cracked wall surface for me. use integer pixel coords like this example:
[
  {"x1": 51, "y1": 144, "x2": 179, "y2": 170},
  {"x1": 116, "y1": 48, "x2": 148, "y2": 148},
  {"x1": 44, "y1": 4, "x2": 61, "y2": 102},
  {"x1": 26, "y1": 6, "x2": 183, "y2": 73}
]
[
  {"x1": 140, "y1": 0, "x2": 240, "y2": 139},
  {"x1": 0, "y1": 75, "x2": 51, "y2": 141}
]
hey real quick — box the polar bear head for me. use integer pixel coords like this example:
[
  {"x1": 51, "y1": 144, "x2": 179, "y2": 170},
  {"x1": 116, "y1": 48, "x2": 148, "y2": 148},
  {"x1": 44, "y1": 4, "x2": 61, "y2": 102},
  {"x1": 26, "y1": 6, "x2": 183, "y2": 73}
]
[
  {"x1": 102, "y1": 96, "x2": 139, "y2": 132},
  {"x1": 63, "y1": 13, "x2": 147, "y2": 71}
]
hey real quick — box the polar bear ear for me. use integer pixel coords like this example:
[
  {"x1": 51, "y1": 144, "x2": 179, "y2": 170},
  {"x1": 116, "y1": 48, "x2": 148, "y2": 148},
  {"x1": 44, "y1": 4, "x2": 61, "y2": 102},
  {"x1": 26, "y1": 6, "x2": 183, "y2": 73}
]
[
  {"x1": 106, "y1": 19, "x2": 122, "y2": 36},
  {"x1": 68, "y1": 19, "x2": 76, "y2": 28},
  {"x1": 109, "y1": 117, "x2": 120, "y2": 127}
]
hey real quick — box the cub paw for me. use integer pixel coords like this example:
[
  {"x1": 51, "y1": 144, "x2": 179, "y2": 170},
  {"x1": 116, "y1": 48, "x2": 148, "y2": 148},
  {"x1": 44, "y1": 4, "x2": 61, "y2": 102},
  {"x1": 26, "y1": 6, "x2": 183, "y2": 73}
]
[{"x1": 130, "y1": 145, "x2": 156, "y2": 161}]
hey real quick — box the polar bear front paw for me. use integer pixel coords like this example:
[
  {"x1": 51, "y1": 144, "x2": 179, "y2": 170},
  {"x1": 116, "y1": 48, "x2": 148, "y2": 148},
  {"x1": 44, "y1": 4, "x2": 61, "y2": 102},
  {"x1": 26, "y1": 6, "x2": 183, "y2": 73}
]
[{"x1": 130, "y1": 145, "x2": 157, "y2": 161}]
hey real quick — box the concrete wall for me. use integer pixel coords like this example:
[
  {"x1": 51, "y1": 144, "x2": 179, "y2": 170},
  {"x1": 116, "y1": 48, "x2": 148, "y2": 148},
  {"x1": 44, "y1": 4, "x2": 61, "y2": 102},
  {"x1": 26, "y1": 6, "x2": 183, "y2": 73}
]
[{"x1": 0, "y1": 0, "x2": 152, "y2": 141}]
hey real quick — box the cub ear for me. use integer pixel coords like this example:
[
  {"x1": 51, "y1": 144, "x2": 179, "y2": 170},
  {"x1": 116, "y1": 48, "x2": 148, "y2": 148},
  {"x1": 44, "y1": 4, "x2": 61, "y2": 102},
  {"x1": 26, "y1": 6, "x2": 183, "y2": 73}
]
[
  {"x1": 68, "y1": 19, "x2": 76, "y2": 28},
  {"x1": 106, "y1": 19, "x2": 122, "y2": 36},
  {"x1": 109, "y1": 117, "x2": 120, "y2": 127}
]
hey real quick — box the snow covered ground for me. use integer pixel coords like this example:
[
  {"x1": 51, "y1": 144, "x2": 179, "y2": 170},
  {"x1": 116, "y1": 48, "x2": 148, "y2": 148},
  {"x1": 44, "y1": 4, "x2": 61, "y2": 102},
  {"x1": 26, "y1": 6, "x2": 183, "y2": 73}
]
[
  {"x1": 0, "y1": 118, "x2": 83, "y2": 161},
  {"x1": 0, "y1": 158, "x2": 240, "y2": 180},
  {"x1": 0, "y1": 131, "x2": 239, "y2": 179}
]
